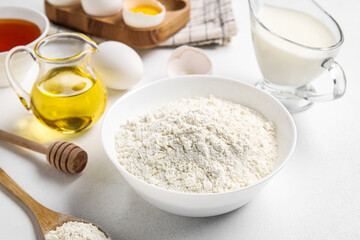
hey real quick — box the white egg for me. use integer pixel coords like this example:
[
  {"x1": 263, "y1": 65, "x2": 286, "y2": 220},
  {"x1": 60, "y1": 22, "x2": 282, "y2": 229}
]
[
  {"x1": 81, "y1": 0, "x2": 122, "y2": 17},
  {"x1": 48, "y1": 0, "x2": 80, "y2": 6},
  {"x1": 123, "y1": 0, "x2": 166, "y2": 28},
  {"x1": 92, "y1": 41, "x2": 143, "y2": 90}
]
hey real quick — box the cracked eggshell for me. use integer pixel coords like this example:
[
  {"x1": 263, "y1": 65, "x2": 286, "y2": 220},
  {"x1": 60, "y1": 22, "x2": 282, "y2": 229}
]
[
  {"x1": 167, "y1": 46, "x2": 213, "y2": 77},
  {"x1": 91, "y1": 41, "x2": 143, "y2": 90},
  {"x1": 48, "y1": 0, "x2": 80, "y2": 6},
  {"x1": 81, "y1": 0, "x2": 123, "y2": 17},
  {"x1": 123, "y1": 0, "x2": 166, "y2": 28}
]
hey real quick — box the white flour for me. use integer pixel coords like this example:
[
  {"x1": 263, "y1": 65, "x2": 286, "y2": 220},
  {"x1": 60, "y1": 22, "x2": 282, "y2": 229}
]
[
  {"x1": 115, "y1": 96, "x2": 278, "y2": 193},
  {"x1": 45, "y1": 221, "x2": 109, "y2": 240}
]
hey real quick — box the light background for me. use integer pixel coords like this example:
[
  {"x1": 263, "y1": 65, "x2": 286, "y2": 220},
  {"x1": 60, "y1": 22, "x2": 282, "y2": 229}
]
[{"x1": 0, "y1": 0, "x2": 359, "y2": 239}]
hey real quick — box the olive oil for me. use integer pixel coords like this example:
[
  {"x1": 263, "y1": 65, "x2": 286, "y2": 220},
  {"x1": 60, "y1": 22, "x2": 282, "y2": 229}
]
[{"x1": 30, "y1": 66, "x2": 107, "y2": 133}]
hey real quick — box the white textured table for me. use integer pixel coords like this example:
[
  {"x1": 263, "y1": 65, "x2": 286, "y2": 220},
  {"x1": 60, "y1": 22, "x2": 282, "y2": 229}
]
[{"x1": 1, "y1": 0, "x2": 359, "y2": 239}]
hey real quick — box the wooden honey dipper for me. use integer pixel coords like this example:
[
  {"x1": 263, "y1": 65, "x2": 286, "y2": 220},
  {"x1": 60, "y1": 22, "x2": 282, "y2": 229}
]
[{"x1": 0, "y1": 129, "x2": 87, "y2": 174}]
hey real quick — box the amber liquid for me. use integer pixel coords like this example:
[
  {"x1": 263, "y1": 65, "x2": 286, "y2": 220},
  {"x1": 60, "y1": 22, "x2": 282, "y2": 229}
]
[
  {"x1": 0, "y1": 19, "x2": 41, "y2": 52},
  {"x1": 30, "y1": 66, "x2": 107, "y2": 133}
]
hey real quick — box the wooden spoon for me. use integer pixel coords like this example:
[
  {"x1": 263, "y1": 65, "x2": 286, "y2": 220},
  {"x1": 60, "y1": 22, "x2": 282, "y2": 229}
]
[
  {"x1": 0, "y1": 168, "x2": 111, "y2": 239},
  {"x1": 0, "y1": 129, "x2": 87, "y2": 174}
]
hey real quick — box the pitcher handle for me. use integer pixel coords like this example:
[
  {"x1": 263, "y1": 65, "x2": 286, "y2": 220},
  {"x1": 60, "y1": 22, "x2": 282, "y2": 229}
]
[
  {"x1": 5, "y1": 46, "x2": 38, "y2": 111},
  {"x1": 295, "y1": 58, "x2": 347, "y2": 102}
]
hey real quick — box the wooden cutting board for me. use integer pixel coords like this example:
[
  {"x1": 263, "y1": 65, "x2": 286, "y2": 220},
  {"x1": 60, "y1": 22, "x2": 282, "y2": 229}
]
[{"x1": 44, "y1": 0, "x2": 190, "y2": 49}]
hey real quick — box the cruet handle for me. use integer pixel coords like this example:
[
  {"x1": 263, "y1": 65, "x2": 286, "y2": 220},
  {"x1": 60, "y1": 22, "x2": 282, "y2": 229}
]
[
  {"x1": 5, "y1": 46, "x2": 38, "y2": 111},
  {"x1": 295, "y1": 58, "x2": 347, "y2": 102}
]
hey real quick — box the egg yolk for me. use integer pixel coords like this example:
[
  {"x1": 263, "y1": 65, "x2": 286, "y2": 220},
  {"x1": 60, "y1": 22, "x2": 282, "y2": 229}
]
[{"x1": 130, "y1": 5, "x2": 162, "y2": 15}]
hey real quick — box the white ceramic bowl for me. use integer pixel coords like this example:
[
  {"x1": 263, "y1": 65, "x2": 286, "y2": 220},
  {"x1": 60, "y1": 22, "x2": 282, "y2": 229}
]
[
  {"x1": 101, "y1": 75, "x2": 297, "y2": 217},
  {"x1": 0, "y1": 6, "x2": 49, "y2": 87}
]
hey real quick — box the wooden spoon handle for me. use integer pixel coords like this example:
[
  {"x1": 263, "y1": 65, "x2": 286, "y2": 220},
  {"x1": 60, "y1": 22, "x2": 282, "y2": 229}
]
[
  {"x1": 0, "y1": 129, "x2": 48, "y2": 154},
  {"x1": 0, "y1": 168, "x2": 46, "y2": 214},
  {"x1": 0, "y1": 168, "x2": 61, "y2": 233}
]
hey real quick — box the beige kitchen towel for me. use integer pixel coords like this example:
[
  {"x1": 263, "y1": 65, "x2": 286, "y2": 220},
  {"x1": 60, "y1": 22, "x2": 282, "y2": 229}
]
[
  {"x1": 49, "y1": 0, "x2": 238, "y2": 46},
  {"x1": 160, "y1": 0, "x2": 238, "y2": 46}
]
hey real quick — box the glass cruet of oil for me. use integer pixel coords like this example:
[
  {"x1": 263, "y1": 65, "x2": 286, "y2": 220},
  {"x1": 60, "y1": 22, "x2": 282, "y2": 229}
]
[{"x1": 5, "y1": 32, "x2": 107, "y2": 133}]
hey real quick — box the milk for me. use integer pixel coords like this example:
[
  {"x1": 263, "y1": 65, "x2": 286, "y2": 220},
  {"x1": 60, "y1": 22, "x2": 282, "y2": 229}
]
[{"x1": 252, "y1": 6, "x2": 337, "y2": 87}]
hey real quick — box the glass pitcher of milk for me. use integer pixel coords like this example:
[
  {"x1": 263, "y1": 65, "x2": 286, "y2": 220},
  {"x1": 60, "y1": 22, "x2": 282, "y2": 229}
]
[{"x1": 249, "y1": 0, "x2": 346, "y2": 112}]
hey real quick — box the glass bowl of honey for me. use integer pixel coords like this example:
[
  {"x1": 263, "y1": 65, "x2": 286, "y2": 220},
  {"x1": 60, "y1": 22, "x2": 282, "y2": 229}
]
[{"x1": 0, "y1": 6, "x2": 49, "y2": 87}]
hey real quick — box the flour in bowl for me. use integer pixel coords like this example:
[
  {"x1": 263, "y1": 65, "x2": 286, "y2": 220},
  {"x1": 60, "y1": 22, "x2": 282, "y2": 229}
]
[{"x1": 115, "y1": 96, "x2": 278, "y2": 193}]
